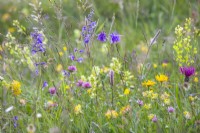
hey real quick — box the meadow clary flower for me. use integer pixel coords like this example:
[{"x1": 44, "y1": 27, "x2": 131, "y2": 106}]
[
  {"x1": 82, "y1": 82, "x2": 92, "y2": 88},
  {"x1": 68, "y1": 66, "x2": 77, "y2": 72},
  {"x1": 49, "y1": 87, "x2": 56, "y2": 95},
  {"x1": 97, "y1": 31, "x2": 107, "y2": 42},
  {"x1": 31, "y1": 31, "x2": 45, "y2": 54},
  {"x1": 110, "y1": 32, "x2": 120, "y2": 44}
]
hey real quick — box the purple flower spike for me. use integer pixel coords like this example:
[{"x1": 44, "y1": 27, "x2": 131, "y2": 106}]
[
  {"x1": 110, "y1": 32, "x2": 120, "y2": 44},
  {"x1": 68, "y1": 66, "x2": 77, "y2": 72},
  {"x1": 168, "y1": 106, "x2": 175, "y2": 113},
  {"x1": 49, "y1": 87, "x2": 56, "y2": 95},
  {"x1": 97, "y1": 31, "x2": 107, "y2": 42},
  {"x1": 82, "y1": 82, "x2": 92, "y2": 89},
  {"x1": 180, "y1": 66, "x2": 195, "y2": 82}
]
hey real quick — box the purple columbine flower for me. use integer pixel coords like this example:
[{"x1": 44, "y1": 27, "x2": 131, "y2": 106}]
[
  {"x1": 110, "y1": 32, "x2": 120, "y2": 44},
  {"x1": 137, "y1": 100, "x2": 144, "y2": 106},
  {"x1": 68, "y1": 66, "x2": 77, "y2": 72},
  {"x1": 152, "y1": 115, "x2": 158, "y2": 122},
  {"x1": 77, "y1": 80, "x2": 84, "y2": 87},
  {"x1": 180, "y1": 66, "x2": 195, "y2": 82},
  {"x1": 97, "y1": 31, "x2": 107, "y2": 42},
  {"x1": 82, "y1": 82, "x2": 92, "y2": 89},
  {"x1": 168, "y1": 106, "x2": 175, "y2": 113},
  {"x1": 49, "y1": 87, "x2": 56, "y2": 95}
]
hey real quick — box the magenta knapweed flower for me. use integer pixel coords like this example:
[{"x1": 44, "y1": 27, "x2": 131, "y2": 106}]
[
  {"x1": 82, "y1": 82, "x2": 91, "y2": 88},
  {"x1": 49, "y1": 87, "x2": 56, "y2": 95},
  {"x1": 110, "y1": 32, "x2": 120, "y2": 44},
  {"x1": 97, "y1": 31, "x2": 107, "y2": 42},
  {"x1": 168, "y1": 106, "x2": 175, "y2": 113},
  {"x1": 180, "y1": 66, "x2": 195, "y2": 82},
  {"x1": 180, "y1": 66, "x2": 195, "y2": 77},
  {"x1": 68, "y1": 66, "x2": 77, "y2": 72}
]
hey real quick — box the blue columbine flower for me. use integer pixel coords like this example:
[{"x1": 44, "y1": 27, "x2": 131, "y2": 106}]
[
  {"x1": 110, "y1": 32, "x2": 120, "y2": 44},
  {"x1": 97, "y1": 31, "x2": 107, "y2": 42}
]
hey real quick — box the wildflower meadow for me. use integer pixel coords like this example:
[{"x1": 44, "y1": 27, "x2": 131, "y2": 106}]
[{"x1": 0, "y1": 0, "x2": 200, "y2": 133}]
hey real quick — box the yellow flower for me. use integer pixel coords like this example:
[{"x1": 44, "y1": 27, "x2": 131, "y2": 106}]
[
  {"x1": 183, "y1": 111, "x2": 191, "y2": 119},
  {"x1": 11, "y1": 80, "x2": 21, "y2": 96},
  {"x1": 160, "y1": 92, "x2": 170, "y2": 100},
  {"x1": 124, "y1": 88, "x2": 130, "y2": 95},
  {"x1": 65, "y1": 85, "x2": 70, "y2": 90},
  {"x1": 148, "y1": 114, "x2": 155, "y2": 120},
  {"x1": 162, "y1": 63, "x2": 168, "y2": 68},
  {"x1": 120, "y1": 105, "x2": 131, "y2": 115},
  {"x1": 142, "y1": 80, "x2": 156, "y2": 87},
  {"x1": 194, "y1": 77, "x2": 198, "y2": 83},
  {"x1": 8, "y1": 27, "x2": 15, "y2": 33},
  {"x1": 164, "y1": 98, "x2": 170, "y2": 105},
  {"x1": 56, "y1": 64, "x2": 63, "y2": 72},
  {"x1": 74, "y1": 104, "x2": 82, "y2": 115},
  {"x1": 153, "y1": 64, "x2": 157, "y2": 68},
  {"x1": 155, "y1": 74, "x2": 168, "y2": 82},
  {"x1": 63, "y1": 46, "x2": 67, "y2": 51},
  {"x1": 151, "y1": 93, "x2": 158, "y2": 99},
  {"x1": 59, "y1": 52, "x2": 64, "y2": 56},
  {"x1": 2, "y1": 13, "x2": 10, "y2": 21},
  {"x1": 144, "y1": 104, "x2": 151, "y2": 110},
  {"x1": 105, "y1": 110, "x2": 118, "y2": 119}
]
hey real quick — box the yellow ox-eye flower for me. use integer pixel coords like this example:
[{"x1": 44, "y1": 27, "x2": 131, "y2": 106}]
[
  {"x1": 11, "y1": 80, "x2": 21, "y2": 96},
  {"x1": 142, "y1": 80, "x2": 156, "y2": 87},
  {"x1": 155, "y1": 74, "x2": 168, "y2": 82}
]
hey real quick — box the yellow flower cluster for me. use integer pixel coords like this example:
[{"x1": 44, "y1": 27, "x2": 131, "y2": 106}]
[
  {"x1": 143, "y1": 103, "x2": 151, "y2": 110},
  {"x1": 120, "y1": 105, "x2": 131, "y2": 115},
  {"x1": 183, "y1": 111, "x2": 191, "y2": 119},
  {"x1": 124, "y1": 88, "x2": 130, "y2": 95},
  {"x1": 105, "y1": 110, "x2": 118, "y2": 119},
  {"x1": 74, "y1": 104, "x2": 82, "y2": 115},
  {"x1": 160, "y1": 92, "x2": 170, "y2": 105},
  {"x1": 11, "y1": 80, "x2": 21, "y2": 96},
  {"x1": 110, "y1": 58, "x2": 122, "y2": 74},
  {"x1": 142, "y1": 80, "x2": 156, "y2": 87},
  {"x1": 142, "y1": 90, "x2": 158, "y2": 99},
  {"x1": 173, "y1": 18, "x2": 198, "y2": 66}
]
